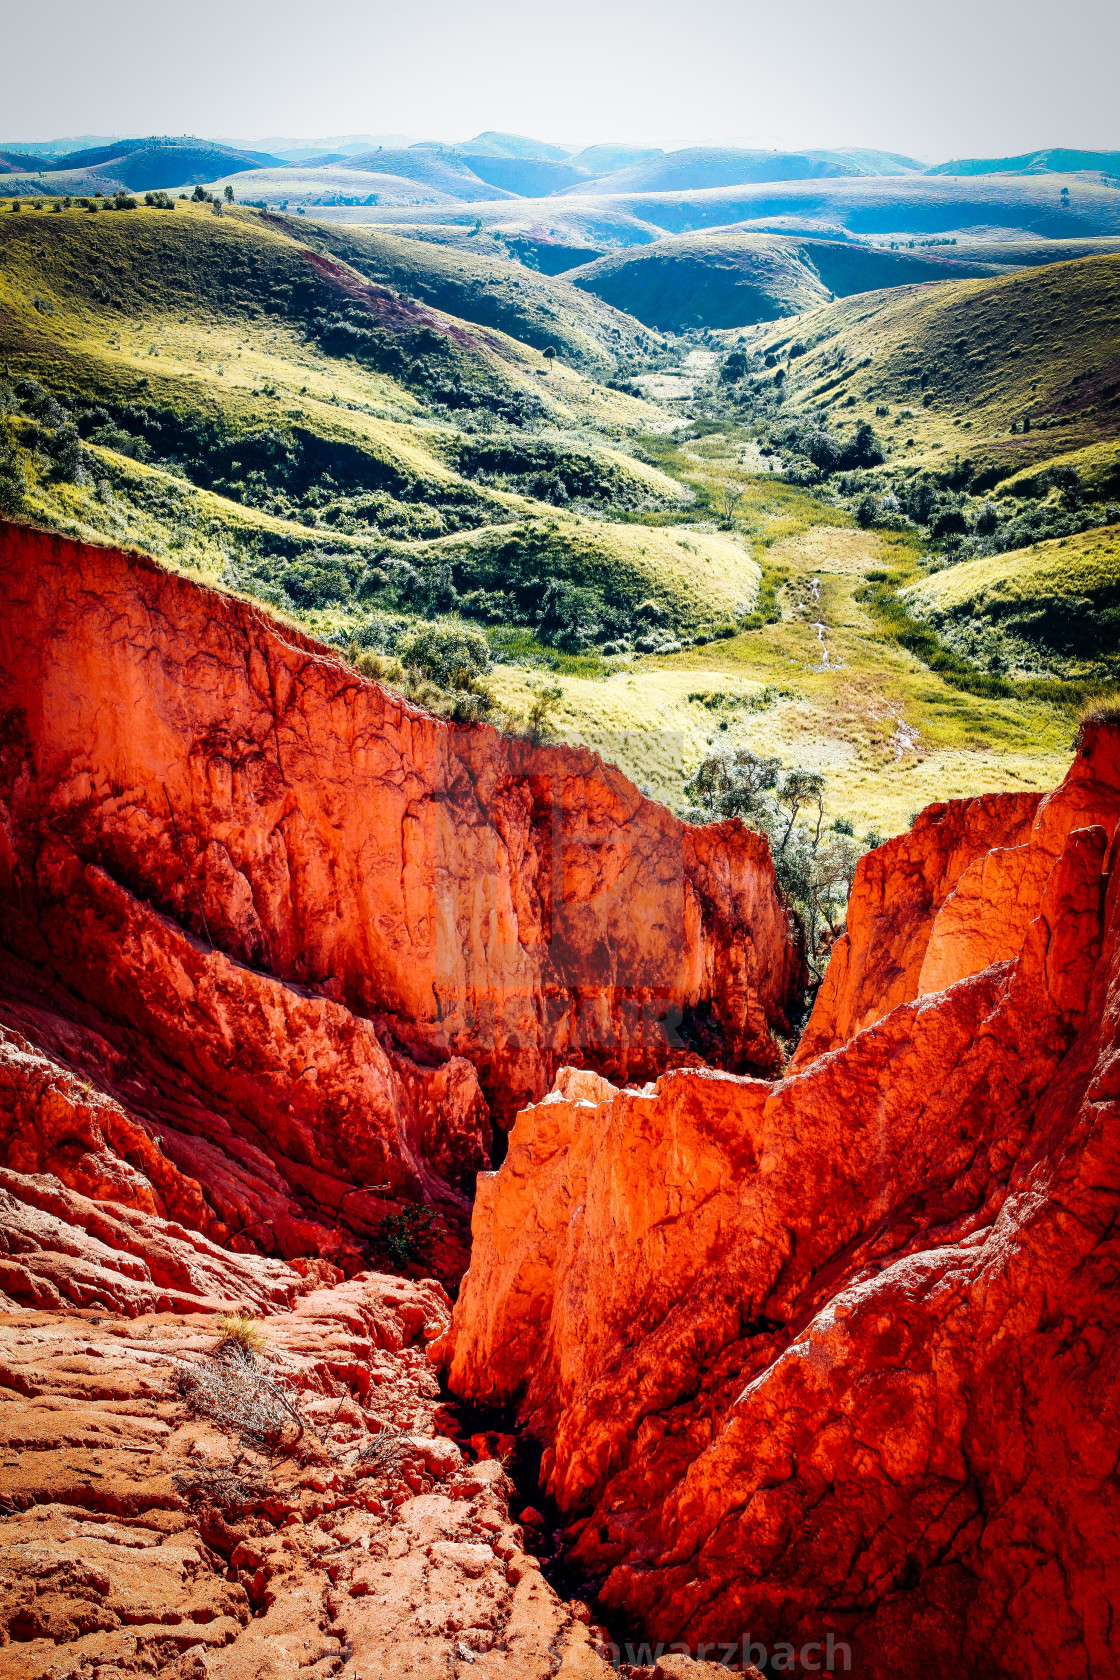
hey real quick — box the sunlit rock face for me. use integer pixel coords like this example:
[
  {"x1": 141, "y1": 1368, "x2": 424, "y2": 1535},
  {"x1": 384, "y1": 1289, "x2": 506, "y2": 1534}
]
[
  {"x1": 448, "y1": 724, "x2": 1120, "y2": 1680},
  {"x1": 0, "y1": 520, "x2": 799, "y2": 1277}
]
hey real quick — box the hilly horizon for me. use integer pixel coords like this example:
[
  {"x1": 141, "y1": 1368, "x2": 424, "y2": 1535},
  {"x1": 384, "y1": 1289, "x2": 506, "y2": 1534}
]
[{"x1": 6, "y1": 128, "x2": 1118, "y2": 201}]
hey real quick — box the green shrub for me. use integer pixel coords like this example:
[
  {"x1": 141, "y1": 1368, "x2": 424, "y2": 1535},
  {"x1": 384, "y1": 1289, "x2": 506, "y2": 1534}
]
[
  {"x1": 0, "y1": 421, "x2": 26, "y2": 514},
  {"x1": 378, "y1": 1204, "x2": 435, "y2": 1266},
  {"x1": 398, "y1": 620, "x2": 491, "y2": 686}
]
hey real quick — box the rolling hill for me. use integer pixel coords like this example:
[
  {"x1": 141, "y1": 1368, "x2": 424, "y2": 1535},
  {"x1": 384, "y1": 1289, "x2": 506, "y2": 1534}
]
[
  {"x1": 311, "y1": 149, "x2": 518, "y2": 200},
  {"x1": 1, "y1": 203, "x2": 774, "y2": 667},
  {"x1": 271, "y1": 219, "x2": 656, "y2": 369},
  {"x1": 457, "y1": 132, "x2": 575, "y2": 162},
  {"x1": 566, "y1": 231, "x2": 1019, "y2": 329},
  {"x1": 343, "y1": 173, "x2": 1120, "y2": 247},
  {"x1": 903, "y1": 525, "x2": 1120, "y2": 678},
  {"x1": 214, "y1": 165, "x2": 489, "y2": 210},
  {"x1": 0, "y1": 137, "x2": 284, "y2": 198},
  {"x1": 572, "y1": 148, "x2": 869, "y2": 194},
  {"x1": 747, "y1": 250, "x2": 1120, "y2": 484},
  {"x1": 927, "y1": 149, "x2": 1120, "y2": 177}
]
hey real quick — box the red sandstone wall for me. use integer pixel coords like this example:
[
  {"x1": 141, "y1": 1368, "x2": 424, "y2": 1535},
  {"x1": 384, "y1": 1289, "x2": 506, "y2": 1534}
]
[{"x1": 0, "y1": 521, "x2": 801, "y2": 1126}]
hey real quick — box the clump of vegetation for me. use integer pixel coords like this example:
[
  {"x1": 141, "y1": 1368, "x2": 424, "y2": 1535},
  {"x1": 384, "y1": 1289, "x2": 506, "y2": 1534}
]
[
  {"x1": 526, "y1": 682, "x2": 563, "y2": 743},
  {"x1": 172, "y1": 1454, "x2": 272, "y2": 1515},
  {"x1": 685, "y1": 747, "x2": 869, "y2": 987},
  {"x1": 378, "y1": 1204, "x2": 436, "y2": 1267},
  {"x1": 1075, "y1": 688, "x2": 1120, "y2": 748},
  {"x1": 179, "y1": 1326, "x2": 304, "y2": 1451},
  {"x1": 216, "y1": 1310, "x2": 266, "y2": 1355},
  {"x1": 398, "y1": 620, "x2": 491, "y2": 686},
  {"x1": 358, "y1": 1429, "x2": 409, "y2": 1473},
  {"x1": 0, "y1": 417, "x2": 26, "y2": 514}
]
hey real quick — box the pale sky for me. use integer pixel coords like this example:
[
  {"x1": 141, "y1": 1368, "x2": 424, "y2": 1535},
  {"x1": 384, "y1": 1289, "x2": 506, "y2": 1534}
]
[{"x1": 3, "y1": 0, "x2": 1116, "y2": 162}]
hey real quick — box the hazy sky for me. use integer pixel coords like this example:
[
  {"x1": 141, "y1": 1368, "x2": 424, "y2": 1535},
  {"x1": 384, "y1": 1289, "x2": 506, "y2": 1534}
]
[{"x1": 4, "y1": 0, "x2": 1116, "y2": 160}]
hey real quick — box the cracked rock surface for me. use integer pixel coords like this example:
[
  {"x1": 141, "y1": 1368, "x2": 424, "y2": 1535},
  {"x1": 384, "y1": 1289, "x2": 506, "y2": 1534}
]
[
  {"x1": 0, "y1": 1275, "x2": 613, "y2": 1679},
  {"x1": 0, "y1": 522, "x2": 800, "y2": 1283}
]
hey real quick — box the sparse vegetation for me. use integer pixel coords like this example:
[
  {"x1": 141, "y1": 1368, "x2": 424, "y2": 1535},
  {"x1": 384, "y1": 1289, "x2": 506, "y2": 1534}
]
[
  {"x1": 1076, "y1": 689, "x2": 1120, "y2": 746},
  {"x1": 216, "y1": 1310, "x2": 266, "y2": 1355},
  {"x1": 172, "y1": 1455, "x2": 272, "y2": 1514},
  {"x1": 179, "y1": 1334, "x2": 303, "y2": 1451},
  {"x1": 685, "y1": 747, "x2": 868, "y2": 983},
  {"x1": 378, "y1": 1204, "x2": 436, "y2": 1267}
]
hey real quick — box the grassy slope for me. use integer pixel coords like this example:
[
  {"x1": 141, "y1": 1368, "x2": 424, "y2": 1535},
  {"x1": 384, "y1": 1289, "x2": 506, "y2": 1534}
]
[
  {"x1": 748, "y1": 252, "x2": 1120, "y2": 483},
  {"x1": 567, "y1": 235, "x2": 830, "y2": 328},
  {"x1": 0, "y1": 202, "x2": 1093, "y2": 837},
  {"x1": 903, "y1": 525, "x2": 1120, "y2": 678},
  {"x1": 564, "y1": 232, "x2": 1041, "y2": 330},
  {"x1": 487, "y1": 423, "x2": 1072, "y2": 826},
  {"x1": 0, "y1": 202, "x2": 752, "y2": 648},
  {"x1": 274, "y1": 220, "x2": 657, "y2": 370}
]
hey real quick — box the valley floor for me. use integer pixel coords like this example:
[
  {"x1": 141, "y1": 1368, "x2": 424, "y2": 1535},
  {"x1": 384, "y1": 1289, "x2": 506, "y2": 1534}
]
[{"x1": 497, "y1": 518, "x2": 1071, "y2": 834}]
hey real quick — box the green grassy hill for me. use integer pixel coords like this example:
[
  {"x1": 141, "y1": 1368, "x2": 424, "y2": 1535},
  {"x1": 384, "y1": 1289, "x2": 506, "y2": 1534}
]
[
  {"x1": 903, "y1": 525, "x2": 1120, "y2": 678},
  {"x1": 275, "y1": 220, "x2": 656, "y2": 370},
  {"x1": 728, "y1": 252, "x2": 1120, "y2": 684},
  {"x1": 748, "y1": 252, "x2": 1120, "y2": 482},
  {"x1": 0, "y1": 201, "x2": 762, "y2": 661},
  {"x1": 568, "y1": 234, "x2": 830, "y2": 327},
  {"x1": 566, "y1": 231, "x2": 1023, "y2": 329}
]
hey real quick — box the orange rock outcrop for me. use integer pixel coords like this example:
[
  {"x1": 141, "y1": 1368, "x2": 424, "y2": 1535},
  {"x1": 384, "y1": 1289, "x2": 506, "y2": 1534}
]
[
  {"x1": 0, "y1": 520, "x2": 800, "y2": 1274},
  {"x1": 447, "y1": 724, "x2": 1120, "y2": 1679}
]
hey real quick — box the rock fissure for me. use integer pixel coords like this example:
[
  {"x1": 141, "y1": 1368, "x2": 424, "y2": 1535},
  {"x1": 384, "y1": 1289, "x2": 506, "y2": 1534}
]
[{"x1": 446, "y1": 719, "x2": 1120, "y2": 1678}]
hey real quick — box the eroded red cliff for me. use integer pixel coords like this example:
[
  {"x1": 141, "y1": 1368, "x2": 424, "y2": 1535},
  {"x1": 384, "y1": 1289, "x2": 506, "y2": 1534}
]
[
  {"x1": 446, "y1": 723, "x2": 1120, "y2": 1680},
  {"x1": 0, "y1": 520, "x2": 800, "y2": 1274}
]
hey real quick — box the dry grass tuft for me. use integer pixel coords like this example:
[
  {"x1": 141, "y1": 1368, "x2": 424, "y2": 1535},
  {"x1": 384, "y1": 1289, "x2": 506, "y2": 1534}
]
[
  {"x1": 216, "y1": 1311, "x2": 266, "y2": 1354},
  {"x1": 1075, "y1": 688, "x2": 1120, "y2": 748},
  {"x1": 180, "y1": 1340, "x2": 303, "y2": 1451},
  {"x1": 358, "y1": 1429, "x2": 408, "y2": 1474},
  {"x1": 172, "y1": 1455, "x2": 272, "y2": 1514}
]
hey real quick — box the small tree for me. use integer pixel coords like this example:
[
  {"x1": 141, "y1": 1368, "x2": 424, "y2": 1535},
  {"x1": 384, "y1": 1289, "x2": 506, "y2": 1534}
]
[
  {"x1": 224, "y1": 184, "x2": 234, "y2": 203},
  {"x1": 687, "y1": 747, "x2": 781, "y2": 827},
  {"x1": 527, "y1": 683, "x2": 563, "y2": 743},
  {"x1": 543, "y1": 346, "x2": 556, "y2": 370},
  {"x1": 717, "y1": 484, "x2": 743, "y2": 528},
  {"x1": 775, "y1": 769, "x2": 825, "y2": 852},
  {"x1": 0, "y1": 419, "x2": 27, "y2": 515}
]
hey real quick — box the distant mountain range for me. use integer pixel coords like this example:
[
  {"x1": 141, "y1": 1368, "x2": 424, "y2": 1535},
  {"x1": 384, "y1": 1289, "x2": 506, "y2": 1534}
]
[
  {"x1": 2, "y1": 131, "x2": 1117, "y2": 206},
  {"x1": 926, "y1": 147, "x2": 1120, "y2": 177}
]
